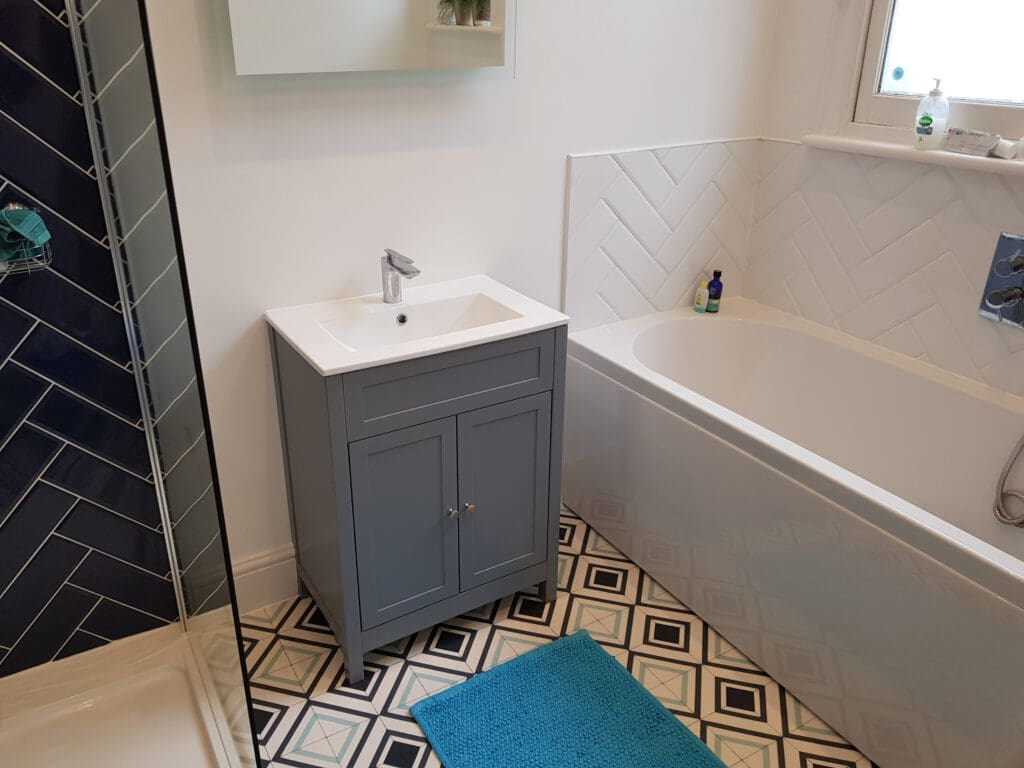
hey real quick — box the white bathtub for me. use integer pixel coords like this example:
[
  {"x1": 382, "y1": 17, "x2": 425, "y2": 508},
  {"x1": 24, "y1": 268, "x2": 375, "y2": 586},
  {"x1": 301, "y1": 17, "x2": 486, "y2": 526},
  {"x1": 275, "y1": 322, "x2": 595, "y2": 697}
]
[{"x1": 563, "y1": 298, "x2": 1024, "y2": 768}]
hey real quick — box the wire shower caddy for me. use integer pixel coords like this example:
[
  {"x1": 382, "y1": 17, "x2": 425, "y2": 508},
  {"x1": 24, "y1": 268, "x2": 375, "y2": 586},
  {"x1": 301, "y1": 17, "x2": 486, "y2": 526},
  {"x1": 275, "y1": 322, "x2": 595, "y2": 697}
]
[{"x1": 1, "y1": 202, "x2": 53, "y2": 276}]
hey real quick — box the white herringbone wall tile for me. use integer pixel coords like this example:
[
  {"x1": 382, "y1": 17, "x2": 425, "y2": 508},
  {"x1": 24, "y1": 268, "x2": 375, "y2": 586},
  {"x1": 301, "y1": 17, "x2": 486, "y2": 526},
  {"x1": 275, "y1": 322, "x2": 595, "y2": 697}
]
[
  {"x1": 564, "y1": 139, "x2": 1024, "y2": 397},
  {"x1": 745, "y1": 142, "x2": 1024, "y2": 397},
  {"x1": 565, "y1": 141, "x2": 759, "y2": 331}
]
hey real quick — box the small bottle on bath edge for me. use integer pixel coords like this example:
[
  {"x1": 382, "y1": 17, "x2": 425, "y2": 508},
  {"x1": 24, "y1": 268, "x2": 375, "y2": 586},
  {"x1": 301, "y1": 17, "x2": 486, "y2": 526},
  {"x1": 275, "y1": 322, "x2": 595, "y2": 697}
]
[
  {"x1": 694, "y1": 281, "x2": 709, "y2": 313},
  {"x1": 706, "y1": 270, "x2": 724, "y2": 313}
]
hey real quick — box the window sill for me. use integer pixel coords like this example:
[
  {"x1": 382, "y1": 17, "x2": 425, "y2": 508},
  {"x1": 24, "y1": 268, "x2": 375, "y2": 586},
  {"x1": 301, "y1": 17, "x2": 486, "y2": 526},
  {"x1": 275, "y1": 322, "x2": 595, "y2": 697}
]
[{"x1": 803, "y1": 133, "x2": 1024, "y2": 178}]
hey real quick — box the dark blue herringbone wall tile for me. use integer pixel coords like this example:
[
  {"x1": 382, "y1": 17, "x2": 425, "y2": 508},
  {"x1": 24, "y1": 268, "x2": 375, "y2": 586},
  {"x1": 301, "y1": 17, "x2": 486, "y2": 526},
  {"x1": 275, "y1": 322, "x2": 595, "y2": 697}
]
[{"x1": 0, "y1": 2, "x2": 177, "y2": 678}]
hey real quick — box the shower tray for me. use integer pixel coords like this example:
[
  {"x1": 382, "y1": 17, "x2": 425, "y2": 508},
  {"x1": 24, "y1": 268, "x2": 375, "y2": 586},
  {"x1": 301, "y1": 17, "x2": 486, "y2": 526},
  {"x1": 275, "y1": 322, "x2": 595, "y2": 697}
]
[{"x1": 0, "y1": 625, "x2": 239, "y2": 768}]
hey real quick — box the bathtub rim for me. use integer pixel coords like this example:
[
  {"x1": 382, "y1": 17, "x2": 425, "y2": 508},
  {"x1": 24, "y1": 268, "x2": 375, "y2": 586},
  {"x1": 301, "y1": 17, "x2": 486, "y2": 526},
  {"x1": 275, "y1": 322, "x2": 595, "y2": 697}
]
[{"x1": 567, "y1": 303, "x2": 1024, "y2": 613}]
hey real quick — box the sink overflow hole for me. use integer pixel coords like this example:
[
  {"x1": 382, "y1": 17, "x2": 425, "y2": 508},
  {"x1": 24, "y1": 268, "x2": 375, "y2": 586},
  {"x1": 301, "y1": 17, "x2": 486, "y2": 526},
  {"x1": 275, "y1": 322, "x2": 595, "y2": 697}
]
[{"x1": 396, "y1": 314, "x2": 408, "y2": 326}]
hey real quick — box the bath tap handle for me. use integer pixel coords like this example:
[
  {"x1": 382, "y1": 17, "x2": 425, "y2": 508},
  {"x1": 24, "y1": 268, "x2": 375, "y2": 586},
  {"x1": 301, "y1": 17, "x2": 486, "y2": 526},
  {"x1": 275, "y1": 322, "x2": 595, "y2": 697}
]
[
  {"x1": 986, "y1": 286, "x2": 1024, "y2": 309},
  {"x1": 994, "y1": 250, "x2": 1024, "y2": 278}
]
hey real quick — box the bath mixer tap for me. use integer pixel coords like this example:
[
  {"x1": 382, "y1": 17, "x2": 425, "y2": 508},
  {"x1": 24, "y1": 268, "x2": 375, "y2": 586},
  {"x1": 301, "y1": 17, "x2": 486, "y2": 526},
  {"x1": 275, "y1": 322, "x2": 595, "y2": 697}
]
[
  {"x1": 381, "y1": 249, "x2": 420, "y2": 304},
  {"x1": 986, "y1": 285, "x2": 1024, "y2": 309}
]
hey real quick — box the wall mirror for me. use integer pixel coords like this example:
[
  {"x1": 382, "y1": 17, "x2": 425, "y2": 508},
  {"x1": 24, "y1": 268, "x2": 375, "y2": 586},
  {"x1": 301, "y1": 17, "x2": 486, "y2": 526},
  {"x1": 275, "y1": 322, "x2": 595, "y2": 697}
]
[{"x1": 226, "y1": 0, "x2": 512, "y2": 75}]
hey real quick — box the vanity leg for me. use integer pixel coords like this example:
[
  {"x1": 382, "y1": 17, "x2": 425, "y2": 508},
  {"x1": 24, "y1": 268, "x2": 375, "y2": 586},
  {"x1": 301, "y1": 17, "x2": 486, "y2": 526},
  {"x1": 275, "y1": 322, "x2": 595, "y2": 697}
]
[
  {"x1": 538, "y1": 578, "x2": 557, "y2": 603},
  {"x1": 345, "y1": 653, "x2": 365, "y2": 686}
]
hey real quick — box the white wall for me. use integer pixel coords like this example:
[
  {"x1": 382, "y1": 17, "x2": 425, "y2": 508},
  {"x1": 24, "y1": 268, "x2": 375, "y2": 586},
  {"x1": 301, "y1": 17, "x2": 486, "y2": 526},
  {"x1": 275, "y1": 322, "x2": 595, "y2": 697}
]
[
  {"x1": 144, "y1": 0, "x2": 779, "y2": 578},
  {"x1": 760, "y1": 0, "x2": 842, "y2": 141}
]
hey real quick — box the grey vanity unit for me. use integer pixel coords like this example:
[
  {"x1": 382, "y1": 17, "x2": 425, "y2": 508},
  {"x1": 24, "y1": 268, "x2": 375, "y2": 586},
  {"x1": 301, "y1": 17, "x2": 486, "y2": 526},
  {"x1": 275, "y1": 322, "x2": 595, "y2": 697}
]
[{"x1": 270, "y1": 326, "x2": 567, "y2": 683}]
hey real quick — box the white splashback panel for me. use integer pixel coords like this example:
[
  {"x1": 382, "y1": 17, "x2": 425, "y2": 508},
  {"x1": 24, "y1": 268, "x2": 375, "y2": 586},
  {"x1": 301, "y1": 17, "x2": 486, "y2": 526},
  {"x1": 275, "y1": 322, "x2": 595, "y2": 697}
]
[
  {"x1": 565, "y1": 140, "x2": 759, "y2": 331},
  {"x1": 565, "y1": 138, "x2": 1024, "y2": 397}
]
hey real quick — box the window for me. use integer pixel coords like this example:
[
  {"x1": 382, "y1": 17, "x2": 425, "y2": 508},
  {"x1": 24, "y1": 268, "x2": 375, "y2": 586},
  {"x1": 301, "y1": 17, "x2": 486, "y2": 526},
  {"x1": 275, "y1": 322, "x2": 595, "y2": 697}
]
[{"x1": 856, "y1": 0, "x2": 1024, "y2": 138}]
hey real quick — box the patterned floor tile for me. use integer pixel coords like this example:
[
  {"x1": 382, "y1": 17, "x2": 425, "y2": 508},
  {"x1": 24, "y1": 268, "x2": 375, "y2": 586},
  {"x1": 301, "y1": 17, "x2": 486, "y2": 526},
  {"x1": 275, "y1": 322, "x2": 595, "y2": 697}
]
[
  {"x1": 629, "y1": 654, "x2": 700, "y2": 716},
  {"x1": 479, "y1": 627, "x2": 552, "y2": 671},
  {"x1": 382, "y1": 664, "x2": 467, "y2": 720},
  {"x1": 569, "y1": 555, "x2": 641, "y2": 605},
  {"x1": 313, "y1": 658, "x2": 404, "y2": 716},
  {"x1": 494, "y1": 590, "x2": 570, "y2": 638},
  {"x1": 580, "y1": 526, "x2": 631, "y2": 562},
  {"x1": 638, "y1": 572, "x2": 694, "y2": 613},
  {"x1": 244, "y1": 512, "x2": 871, "y2": 768},
  {"x1": 630, "y1": 604, "x2": 704, "y2": 663},
  {"x1": 700, "y1": 665, "x2": 785, "y2": 736},
  {"x1": 353, "y1": 716, "x2": 441, "y2": 768},
  {"x1": 564, "y1": 595, "x2": 632, "y2": 646},
  {"x1": 557, "y1": 516, "x2": 586, "y2": 554},
  {"x1": 782, "y1": 737, "x2": 875, "y2": 768},
  {"x1": 704, "y1": 724, "x2": 784, "y2": 768},
  {"x1": 781, "y1": 691, "x2": 850, "y2": 747},
  {"x1": 405, "y1": 616, "x2": 493, "y2": 674},
  {"x1": 556, "y1": 551, "x2": 577, "y2": 591},
  {"x1": 704, "y1": 624, "x2": 763, "y2": 672}
]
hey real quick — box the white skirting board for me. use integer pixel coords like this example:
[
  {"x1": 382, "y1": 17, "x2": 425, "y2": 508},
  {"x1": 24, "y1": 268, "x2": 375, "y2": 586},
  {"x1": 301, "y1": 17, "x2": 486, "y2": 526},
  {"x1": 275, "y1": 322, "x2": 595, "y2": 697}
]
[{"x1": 231, "y1": 545, "x2": 298, "y2": 616}]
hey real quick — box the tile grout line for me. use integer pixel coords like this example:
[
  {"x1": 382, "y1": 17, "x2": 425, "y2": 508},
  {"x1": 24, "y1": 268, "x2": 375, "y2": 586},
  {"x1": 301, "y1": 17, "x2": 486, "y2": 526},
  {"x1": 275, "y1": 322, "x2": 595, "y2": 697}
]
[
  {"x1": 139, "y1": 316, "x2": 188, "y2": 370},
  {"x1": 91, "y1": 44, "x2": 145, "y2": 102},
  {"x1": 43, "y1": 263, "x2": 122, "y2": 312},
  {"x1": 0, "y1": 441, "x2": 66, "y2": 532},
  {"x1": 128, "y1": 253, "x2": 177, "y2": 311},
  {"x1": 0, "y1": 381, "x2": 53, "y2": 456},
  {"x1": 0, "y1": 176, "x2": 106, "y2": 246},
  {"x1": 152, "y1": 376, "x2": 198, "y2": 425},
  {"x1": 31, "y1": 0, "x2": 68, "y2": 25},
  {"x1": 169, "y1": 483, "x2": 214, "y2": 530},
  {"x1": 67, "y1": 581, "x2": 175, "y2": 624},
  {"x1": 1, "y1": 549, "x2": 92, "y2": 657},
  {"x1": 117, "y1": 189, "x2": 167, "y2": 243},
  {"x1": 0, "y1": 485, "x2": 77, "y2": 600},
  {"x1": 24, "y1": 420, "x2": 152, "y2": 483},
  {"x1": 191, "y1": 577, "x2": 229, "y2": 616},
  {"x1": 161, "y1": 430, "x2": 207, "y2": 479},
  {"x1": 8, "y1": 358, "x2": 142, "y2": 429},
  {"x1": 0, "y1": 107, "x2": 96, "y2": 178},
  {"x1": 0, "y1": 42, "x2": 82, "y2": 105},
  {"x1": 105, "y1": 120, "x2": 156, "y2": 176},
  {"x1": 50, "y1": 530, "x2": 171, "y2": 581},
  {"x1": 179, "y1": 530, "x2": 221, "y2": 575},
  {"x1": 48, "y1": 597, "x2": 103, "y2": 662},
  {"x1": 37, "y1": 477, "x2": 163, "y2": 533}
]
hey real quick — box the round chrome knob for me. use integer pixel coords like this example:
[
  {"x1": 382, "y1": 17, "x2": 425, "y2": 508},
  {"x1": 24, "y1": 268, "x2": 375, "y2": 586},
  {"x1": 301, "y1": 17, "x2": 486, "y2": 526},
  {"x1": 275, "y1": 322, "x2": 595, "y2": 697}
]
[{"x1": 463, "y1": 502, "x2": 477, "y2": 514}]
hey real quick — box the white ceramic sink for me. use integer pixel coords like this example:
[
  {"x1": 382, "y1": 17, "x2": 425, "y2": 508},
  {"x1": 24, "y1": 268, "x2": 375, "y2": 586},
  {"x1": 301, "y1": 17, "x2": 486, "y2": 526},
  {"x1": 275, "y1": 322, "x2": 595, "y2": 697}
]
[
  {"x1": 321, "y1": 292, "x2": 523, "y2": 351},
  {"x1": 266, "y1": 275, "x2": 569, "y2": 375}
]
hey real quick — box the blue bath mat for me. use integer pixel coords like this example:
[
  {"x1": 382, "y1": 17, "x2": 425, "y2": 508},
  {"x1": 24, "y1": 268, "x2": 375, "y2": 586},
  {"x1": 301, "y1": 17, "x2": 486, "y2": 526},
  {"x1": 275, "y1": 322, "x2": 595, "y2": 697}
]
[{"x1": 410, "y1": 631, "x2": 725, "y2": 768}]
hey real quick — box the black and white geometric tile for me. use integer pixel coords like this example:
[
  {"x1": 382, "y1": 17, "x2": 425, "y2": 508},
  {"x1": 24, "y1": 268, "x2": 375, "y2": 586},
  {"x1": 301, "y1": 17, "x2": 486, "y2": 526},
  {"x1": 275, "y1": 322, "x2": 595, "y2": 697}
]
[
  {"x1": 0, "y1": 0, "x2": 176, "y2": 678},
  {"x1": 243, "y1": 509, "x2": 877, "y2": 768}
]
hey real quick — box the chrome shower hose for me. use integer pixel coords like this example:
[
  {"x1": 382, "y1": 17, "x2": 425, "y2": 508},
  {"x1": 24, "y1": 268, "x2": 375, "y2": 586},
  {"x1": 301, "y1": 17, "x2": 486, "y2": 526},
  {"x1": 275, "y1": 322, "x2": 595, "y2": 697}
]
[{"x1": 995, "y1": 430, "x2": 1024, "y2": 526}]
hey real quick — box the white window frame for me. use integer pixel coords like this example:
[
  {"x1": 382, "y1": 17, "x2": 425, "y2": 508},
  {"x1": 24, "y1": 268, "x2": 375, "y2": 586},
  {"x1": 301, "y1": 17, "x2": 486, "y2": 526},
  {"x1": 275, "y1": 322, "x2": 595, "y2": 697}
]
[{"x1": 854, "y1": 0, "x2": 1024, "y2": 139}]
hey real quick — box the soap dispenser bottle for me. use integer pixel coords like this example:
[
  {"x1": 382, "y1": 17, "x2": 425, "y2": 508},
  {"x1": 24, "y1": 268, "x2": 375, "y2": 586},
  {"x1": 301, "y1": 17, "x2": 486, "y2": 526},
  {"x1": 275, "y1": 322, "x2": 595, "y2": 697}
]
[
  {"x1": 707, "y1": 270, "x2": 724, "y2": 314},
  {"x1": 915, "y1": 79, "x2": 949, "y2": 151}
]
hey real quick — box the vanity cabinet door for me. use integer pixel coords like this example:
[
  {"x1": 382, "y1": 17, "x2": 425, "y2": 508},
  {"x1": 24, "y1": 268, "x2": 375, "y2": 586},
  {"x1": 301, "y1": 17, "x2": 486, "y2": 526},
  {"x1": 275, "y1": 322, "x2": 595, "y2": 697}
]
[
  {"x1": 457, "y1": 393, "x2": 551, "y2": 590},
  {"x1": 350, "y1": 418, "x2": 459, "y2": 629}
]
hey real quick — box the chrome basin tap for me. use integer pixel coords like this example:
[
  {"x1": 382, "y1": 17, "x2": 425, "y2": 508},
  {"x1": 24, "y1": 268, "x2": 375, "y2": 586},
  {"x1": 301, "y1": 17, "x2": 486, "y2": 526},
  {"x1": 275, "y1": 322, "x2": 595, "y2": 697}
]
[{"x1": 381, "y1": 249, "x2": 420, "y2": 304}]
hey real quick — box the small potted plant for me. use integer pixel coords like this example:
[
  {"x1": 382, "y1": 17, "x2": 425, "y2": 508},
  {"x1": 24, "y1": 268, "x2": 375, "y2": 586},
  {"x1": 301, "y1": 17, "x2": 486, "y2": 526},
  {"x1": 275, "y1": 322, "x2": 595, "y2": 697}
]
[
  {"x1": 454, "y1": 0, "x2": 475, "y2": 26},
  {"x1": 474, "y1": 0, "x2": 491, "y2": 26},
  {"x1": 436, "y1": 0, "x2": 455, "y2": 24}
]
